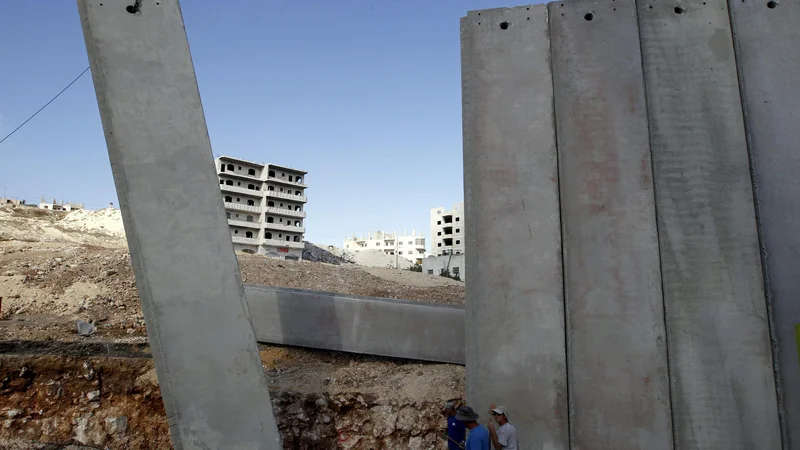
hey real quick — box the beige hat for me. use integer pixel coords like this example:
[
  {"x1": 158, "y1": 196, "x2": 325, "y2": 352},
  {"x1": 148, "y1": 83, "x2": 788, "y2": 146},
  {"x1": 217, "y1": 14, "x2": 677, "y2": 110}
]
[{"x1": 490, "y1": 406, "x2": 508, "y2": 418}]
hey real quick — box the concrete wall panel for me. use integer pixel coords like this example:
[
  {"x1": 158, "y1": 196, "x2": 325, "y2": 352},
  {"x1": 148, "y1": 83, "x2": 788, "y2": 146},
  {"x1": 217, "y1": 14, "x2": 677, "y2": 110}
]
[
  {"x1": 245, "y1": 285, "x2": 465, "y2": 364},
  {"x1": 549, "y1": 1, "x2": 673, "y2": 448},
  {"x1": 636, "y1": 1, "x2": 782, "y2": 448},
  {"x1": 729, "y1": 1, "x2": 800, "y2": 447},
  {"x1": 77, "y1": 1, "x2": 280, "y2": 448},
  {"x1": 461, "y1": 6, "x2": 568, "y2": 449}
]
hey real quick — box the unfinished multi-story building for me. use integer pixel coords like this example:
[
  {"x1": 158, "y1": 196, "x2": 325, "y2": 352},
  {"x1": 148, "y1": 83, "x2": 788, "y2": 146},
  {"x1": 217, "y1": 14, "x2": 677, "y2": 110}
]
[
  {"x1": 343, "y1": 230, "x2": 426, "y2": 264},
  {"x1": 430, "y1": 203, "x2": 465, "y2": 256},
  {"x1": 215, "y1": 155, "x2": 307, "y2": 260}
]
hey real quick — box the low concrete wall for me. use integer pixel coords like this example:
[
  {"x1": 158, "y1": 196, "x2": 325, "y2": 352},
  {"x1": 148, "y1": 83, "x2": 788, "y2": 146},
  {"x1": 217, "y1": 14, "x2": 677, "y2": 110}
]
[{"x1": 244, "y1": 285, "x2": 466, "y2": 364}]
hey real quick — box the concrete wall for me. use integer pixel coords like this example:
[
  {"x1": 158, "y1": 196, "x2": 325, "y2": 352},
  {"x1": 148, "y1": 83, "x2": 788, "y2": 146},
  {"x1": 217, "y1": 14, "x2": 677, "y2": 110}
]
[
  {"x1": 77, "y1": 1, "x2": 281, "y2": 448},
  {"x1": 637, "y1": 0, "x2": 781, "y2": 447},
  {"x1": 462, "y1": 6, "x2": 568, "y2": 449},
  {"x1": 729, "y1": 1, "x2": 800, "y2": 447},
  {"x1": 463, "y1": 1, "x2": 788, "y2": 448}
]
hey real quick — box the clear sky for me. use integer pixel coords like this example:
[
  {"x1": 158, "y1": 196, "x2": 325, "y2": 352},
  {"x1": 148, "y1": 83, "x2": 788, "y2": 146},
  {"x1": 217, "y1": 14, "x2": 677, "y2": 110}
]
[{"x1": 0, "y1": 0, "x2": 537, "y2": 247}]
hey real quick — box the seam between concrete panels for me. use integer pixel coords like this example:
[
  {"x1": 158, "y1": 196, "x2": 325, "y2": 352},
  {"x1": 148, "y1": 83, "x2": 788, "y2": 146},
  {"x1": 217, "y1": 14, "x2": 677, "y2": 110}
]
[
  {"x1": 632, "y1": 2, "x2": 678, "y2": 448},
  {"x1": 544, "y1": 5, "x2": 573, "y2": 449}
]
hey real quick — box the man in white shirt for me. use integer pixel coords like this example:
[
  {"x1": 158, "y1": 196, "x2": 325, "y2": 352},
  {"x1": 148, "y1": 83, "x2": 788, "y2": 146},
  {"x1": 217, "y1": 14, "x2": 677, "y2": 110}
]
[{"x1": 487, "y1": 405, "x2": 518, "y2": 450}]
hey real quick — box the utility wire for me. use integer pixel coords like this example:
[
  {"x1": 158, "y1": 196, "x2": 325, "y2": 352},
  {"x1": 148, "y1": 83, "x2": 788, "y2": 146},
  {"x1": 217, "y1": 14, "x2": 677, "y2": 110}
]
[{"x1": 0, "y1": 66, "x2": 91, "y2": 146}]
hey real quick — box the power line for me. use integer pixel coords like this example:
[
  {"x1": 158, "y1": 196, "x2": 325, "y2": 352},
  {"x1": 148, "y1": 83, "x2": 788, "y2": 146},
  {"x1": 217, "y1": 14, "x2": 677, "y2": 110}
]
[{"x1": 0, "y1": 66, "x2": 91, "y2": 146}]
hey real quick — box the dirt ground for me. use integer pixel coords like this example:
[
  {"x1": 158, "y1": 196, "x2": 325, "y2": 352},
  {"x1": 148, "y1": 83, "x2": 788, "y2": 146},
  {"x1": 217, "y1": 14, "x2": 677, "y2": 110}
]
[{"x1": 0, "y1": 207, "x2": 466, "y2": 449}]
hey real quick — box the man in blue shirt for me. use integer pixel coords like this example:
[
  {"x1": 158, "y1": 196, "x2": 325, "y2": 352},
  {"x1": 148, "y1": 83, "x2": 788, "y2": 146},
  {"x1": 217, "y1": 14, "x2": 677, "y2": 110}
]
[
  {"x1": 456, "y1": 405, "x2": 490, "y2": 450},
  {"x1": 443, "y1": 401, "x2": 466, "y2": 450}
]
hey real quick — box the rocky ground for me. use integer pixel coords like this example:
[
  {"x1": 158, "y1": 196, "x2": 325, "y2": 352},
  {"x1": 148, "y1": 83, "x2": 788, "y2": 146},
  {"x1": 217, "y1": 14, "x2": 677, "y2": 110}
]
[{"x1": 0, "y1": 206, "x2": 466, "y2": 449}]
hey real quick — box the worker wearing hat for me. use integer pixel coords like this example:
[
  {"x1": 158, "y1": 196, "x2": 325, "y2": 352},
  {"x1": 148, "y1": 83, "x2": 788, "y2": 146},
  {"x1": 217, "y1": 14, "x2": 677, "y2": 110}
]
[
  {"x1": 456, "y1": 405, "x2": 490, "y2": 450},
  {"x1": 442, "y1": 400, "x2": 466, "y2": 450},
  {"x1": 488, "y1": 405, "x2": 518, "y2": 450}
]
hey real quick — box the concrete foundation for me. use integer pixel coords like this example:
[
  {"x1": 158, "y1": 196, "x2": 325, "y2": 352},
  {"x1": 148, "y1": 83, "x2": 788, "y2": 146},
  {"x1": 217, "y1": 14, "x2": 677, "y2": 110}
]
[
  {"x1": 461, "y1": 5, "x2": 568, "y2": 449},
  {"x1": 637, "y1": 0, "x2": 782, "y2": 447},
  {"x1": 77, "y1": 1, "x2": 280, "y2": 448},
  {"x1": 729, "y1": 0, "x2": 800, "y2": 447},
  {"x1": 245, "y1": 285, "x2": 465, "y2": 364},
  {"x1": 549, "y1": 0, "x2": 673, "y2": 447}
]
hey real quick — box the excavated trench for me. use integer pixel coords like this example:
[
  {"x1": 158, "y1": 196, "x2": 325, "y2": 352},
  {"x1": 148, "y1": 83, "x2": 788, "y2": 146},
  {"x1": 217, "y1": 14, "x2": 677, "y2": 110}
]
[{"x1": 0, "y1": 341, "x2": 464, "y2": 449}]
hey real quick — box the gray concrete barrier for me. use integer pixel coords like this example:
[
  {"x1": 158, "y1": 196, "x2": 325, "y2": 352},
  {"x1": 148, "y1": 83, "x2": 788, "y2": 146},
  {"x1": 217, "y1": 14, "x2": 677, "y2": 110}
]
[
  {"x1": 244, "y1": 285, "x2": 465, "y2": 364},
  {"x1": 550, "y1": 0, "x2": 674, "y2": 447},
  {"x1": 461, "y1": 5, "x2": 568, "y2": 450},
  {"x1": 77, "y1": 0, "x2": 281, "y2": 447},
  {"x1": 637, "y1": 0, "x2": 781, "y2": 447},
  {"x1": 729, "y1": 0, "x2": 800, "y2": 447}
]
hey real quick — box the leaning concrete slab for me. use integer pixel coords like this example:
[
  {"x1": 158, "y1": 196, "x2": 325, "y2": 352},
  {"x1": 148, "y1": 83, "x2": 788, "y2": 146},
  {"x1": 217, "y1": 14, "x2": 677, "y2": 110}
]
[
  {"x1": 77, "y1": 1, "x2": 280, "y2": 448},
  {"x1": 636, "y1": 1, "x2": 782, "y2": 448},
  {"x1": 461, "y1": 5, "x2": 568, "y2": 449},
  {"x1": 245, "y1": 285, "x2": 465, "y2": 364},
  {"x1": 729, "y1": 0, "x2": 800, "y2": 447},
  {"x1": 550, "y1": 0, "x2": 673, "y2": 448}
]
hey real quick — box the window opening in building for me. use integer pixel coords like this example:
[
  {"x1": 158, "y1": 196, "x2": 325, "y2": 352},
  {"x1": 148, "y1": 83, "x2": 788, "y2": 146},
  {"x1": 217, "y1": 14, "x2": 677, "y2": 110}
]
[
  {"x1": 234, "y1": 230, "x2": 239, "y2": 234},
  {"x1": 281, "y1": 173, "x2": 285, "y2": 177},
  {"x1": 226, "y1": 180, "x2": 233, "y2": 186},
  {"x1": 248, "y1": 184, "x2": 255, "y2": 190},
  {"x1": 235, "y1": 214, "x2": 240, "y2": 218},
  {"x1": 220, "y1": 164, "x2": 226, "y2": 172},
  {"x1": 437, "y1": 232, "x2": 442, "y2": 236},
  {"x1": 437, "y1": 243, "x2": 442, "y2": 247},
  {"x1": 219, "y1": 180, "x2": 224, "y2": 184},
  {"x1": 226, "y1": 164, "x2": 234, "y2": 171},
  {"x1": 238, "y1": 166, "x2": 242, "y2": 170},
  {"x1": 268, "y1": 201, "x2": 274, "y2": 207},
  {"x1": 245, "y1": 231, "x2": 253, "y2": 238},
  {"x1": 266, "y1": 232, "x2": 272, "y2": 239},
  {"x1": 428, "y1": 270, "x2": 434, "y2": 275},
  {"x1": 224, "y1": 196, "x2": 232, "y2": 202},
  {"x1": 437, "y1": 221, "x2": 441, "y2": 225},
  {"x1": 280, "y1": 188, "x2": 284, "y2": 192},
  {"x1": 294, "y1": 221, "x2": 301, "y2": 227},
  {"x1": 286, "y1": 236, "x2": 291, "y2": 241},
  {"x1": 267, "y1": 217, "x2": 274, "y2": 223},
  {"x1": 248, "y1": 168, "x2": 256, "y2": 176},
  {"x1": 247, "y1": 200, "x2": 255, "y2": 206},
  {"x1": 237, "y1": 182, "x2": 241, "y2": 186},
  {"x1": 456, "y1": 240, "x2": 461, "y2": 245},
  {"x1": 456, "y1": 228, "x2": 460, "y2": 233},
  {"x1": 268, "y1": 186, "x2": 274, "y2": 191},
  {"x1": 268, "y1": 170, "x2": 275, "y2": 177},
  {"x1": 288, "y1": 176, "x2": 293, "y2": 182},
  {"x1": 280, "y1": 203, "x2": 284, "y2": 207},
  {"x1": 279, "y1": 218, "x2": 283, "y2": 223},
  {"x1": 246, "y1": 215, "x2": 253, "y2": 222},
  {"x1": 444, "y1": 238, "x2": 454, "y2": 246},
  {"x1": 456, "y1": 217, "x2": 460, "y2": 222},
  {"x1": 293, "y1": 236, "x2": 300, "y2": 242},
  {"x1": 295, "y1": 206, "x2": 301, "y2": 211},
  {"x1": 279, "y1": 234, "x2": 282, "y2": 238},
  {"x1": 296, "y1": 177, "x2": 302, "y2": 183},
  {"x1": 295, "y1": 191, "x2": 301, "y2": 196},
  {"x1": 453, "y1": 267, "x2": 459, "y2": 274},
  {"x1": 236, "y1": 198, "x2": 240, "y2": 202}
]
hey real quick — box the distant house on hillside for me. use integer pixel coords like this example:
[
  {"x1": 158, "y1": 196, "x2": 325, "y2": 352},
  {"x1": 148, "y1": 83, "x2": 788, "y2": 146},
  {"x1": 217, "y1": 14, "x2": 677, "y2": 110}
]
[
  {"x1": 0, "y1": 197, "x2": 23, "y2": 207},
  {"x1": 38, "y1": 197, "x2": 83, "y2": 212}
]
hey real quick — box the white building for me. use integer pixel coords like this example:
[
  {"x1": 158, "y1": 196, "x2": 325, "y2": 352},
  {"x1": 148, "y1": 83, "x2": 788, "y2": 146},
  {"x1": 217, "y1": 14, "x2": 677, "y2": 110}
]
[
  {"x1": 216, "y1": 156, "x2": 308, "y2": 260},
  {"x1": 38, "y1": 198, "x2": 83, "y2": 212},
  {"x1": 344, "y1": 230, "x2": 426, "y2": 265},
  {"x1": 430, "y1": 203, "x2": 465, "y2": 256}
]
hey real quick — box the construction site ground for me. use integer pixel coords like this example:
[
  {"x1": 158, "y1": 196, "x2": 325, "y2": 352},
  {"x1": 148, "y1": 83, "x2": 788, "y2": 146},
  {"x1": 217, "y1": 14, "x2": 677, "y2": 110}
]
[{"x1": 0, "y1": 207, "x2": 466, "y2": 449}]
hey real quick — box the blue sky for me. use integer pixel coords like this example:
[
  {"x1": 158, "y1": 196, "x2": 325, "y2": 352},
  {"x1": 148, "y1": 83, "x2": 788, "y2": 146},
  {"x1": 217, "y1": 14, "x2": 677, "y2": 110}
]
[{"x1": 0, "y1": 0, "x2": 536, "y2": 247}]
